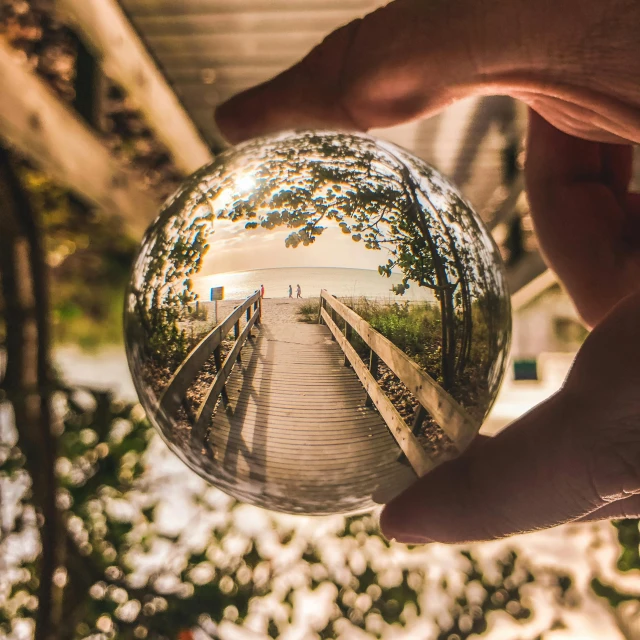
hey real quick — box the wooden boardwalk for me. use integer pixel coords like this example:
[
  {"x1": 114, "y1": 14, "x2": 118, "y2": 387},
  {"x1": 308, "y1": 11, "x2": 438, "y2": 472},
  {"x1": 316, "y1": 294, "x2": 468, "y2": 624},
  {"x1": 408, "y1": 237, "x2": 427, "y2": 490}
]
[{"x1": 205, "y1": 321, "x2": 416, "y2": 514}]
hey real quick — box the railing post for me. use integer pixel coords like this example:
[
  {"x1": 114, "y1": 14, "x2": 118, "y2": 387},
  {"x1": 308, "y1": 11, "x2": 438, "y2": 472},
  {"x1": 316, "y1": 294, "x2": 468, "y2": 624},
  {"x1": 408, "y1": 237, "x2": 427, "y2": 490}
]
[
  {"x1": 365, "y1": 350, "x2": 379, "y2": 407},
  {"x1": 234, "y1": 320, "x2": 241, "y2": 363},
  {"x1": 344, "y1": 323, "x2": 352, "y2": 367},
  {"x1": 317, "y1": 293, "x2": 324, "y2": 324},
  {"x1": 412, "y1": 405, "x2": 427, "y2": 434},
  {"x1": 258, "y1": 295, "x2": 262, "y2": 325},
  {"x1": 213, "y1": 345, "x2": 230, "y2": 407},
  {"x1": 330, "y1": 308, "x2": 337, "y2": 340}
]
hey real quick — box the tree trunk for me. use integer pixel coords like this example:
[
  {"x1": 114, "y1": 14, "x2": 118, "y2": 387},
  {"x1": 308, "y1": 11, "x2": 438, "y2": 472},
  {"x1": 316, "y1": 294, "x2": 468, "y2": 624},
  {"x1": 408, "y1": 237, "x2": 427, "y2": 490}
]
[
  {"x1": 0, "y1": 149, "x2": 62, "y2": 640},
  {"x1": 400, "y1": 168, "x2": 457, "y2": 389},
  {"x1": 436, "y1": 207, "x2": 473, "y2": 379}
]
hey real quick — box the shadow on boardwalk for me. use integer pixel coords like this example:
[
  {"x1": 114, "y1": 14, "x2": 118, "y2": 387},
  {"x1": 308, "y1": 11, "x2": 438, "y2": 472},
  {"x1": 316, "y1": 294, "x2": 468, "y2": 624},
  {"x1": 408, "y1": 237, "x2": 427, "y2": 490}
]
[{"x1": 204, "y1": 319, "x2": 415, "y2": 514}]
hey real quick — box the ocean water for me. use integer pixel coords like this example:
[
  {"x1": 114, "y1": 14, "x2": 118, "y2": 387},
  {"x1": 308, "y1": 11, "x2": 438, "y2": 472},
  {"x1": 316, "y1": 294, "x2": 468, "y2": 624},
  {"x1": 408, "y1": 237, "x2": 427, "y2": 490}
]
[{"x1": 194, "y1": 267, "x2": 436, "y2": 303}]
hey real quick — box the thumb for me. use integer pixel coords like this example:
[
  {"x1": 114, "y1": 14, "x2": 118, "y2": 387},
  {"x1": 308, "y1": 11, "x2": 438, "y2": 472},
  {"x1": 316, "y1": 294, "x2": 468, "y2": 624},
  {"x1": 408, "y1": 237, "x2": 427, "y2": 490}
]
[
  {"x1": 215, "y1": 20, "x2": 365, "y2": 144},
  {"x1": 214, "y1": 0, "x2": 478, "y2": 144},
  {"x1": 379, "y1": 392, "x2": 603, "y2": 543},
  {"x1": 380, "y1": 290, "x2": 640, "y2": 544}
]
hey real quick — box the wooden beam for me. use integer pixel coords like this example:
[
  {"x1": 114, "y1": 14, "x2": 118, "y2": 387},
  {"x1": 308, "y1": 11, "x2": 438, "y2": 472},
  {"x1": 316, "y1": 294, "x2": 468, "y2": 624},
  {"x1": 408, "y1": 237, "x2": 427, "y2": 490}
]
[
  {"x1": 0, "y1": 38, "x2": 156, "y2": 237},
  {"x1": 506, "y1": 251, "x2": 548, "y2": 295},
  {"x1": 511, "y1": 268, "x2": 559, "y2": 312},
  {"x1": 122, "y1": 0, "x2": 379, "y2": 16},
  {"x1": 485, "y1": 173, "x2": 525, "y2": 230},
  {"x1": 132, "y1": 10, "x2": 364, "y2": 35},
  {"x1": 57, "y1": 0, "x2": 214, "y2": 173}
]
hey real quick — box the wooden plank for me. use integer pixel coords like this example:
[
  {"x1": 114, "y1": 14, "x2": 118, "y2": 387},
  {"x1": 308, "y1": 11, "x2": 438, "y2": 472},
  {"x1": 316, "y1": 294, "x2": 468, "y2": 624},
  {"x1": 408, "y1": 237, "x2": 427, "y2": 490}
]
[
  {"x1": 210, "y1": 433, "x2": 395, "y2": 454},
  {"x1": 142, "y1": 32, "x2": 324, "y2": 56},
  {"x1": 224, "y1": 385, "x2": 380, "y2": 402},
  {"x1": 57, "y1": 0, "x2": 214, "y2": 173},
  {"x1": 213, "y1": 430, "x2": 394, "y2": 445},
  {"x1": 133, "y1": 10, "x2": 361, "y2": 35},
  {"x1": 211, "y1": 403, "x2": 389, "y2": 424},
  {"x1": 210, "y1": 457, "x2": 400, "y2": 476},
  {"x1": 122, "y1": 0, "x2": 377, "y2": 16},
  {"x1": 224, "y1": 380, "x2": 368, "y2": 393},
  {"x1": 157, "y1": 291, "x2": 259, "y2": 418},
  {"x1": 0, "y1": 38, "x2": 156, "y2": 237},
  {"x1": 211, "y1": 420, "x2": 392, "y2": 438},
  {"x1": 321, "y1": 307, "x2": 434, "y2": 477},
  {"x1": 321, "y1": 290, "x2": 476, "y2": 450},
  {"x1": 203, "y1": 316, "x2": 417, "y2": 511},
  {"x1": 162, "y1": 64, "x2": 284, "y2": 84},
  {"x1": 193, "y1": 307, "x2": 259, "y2": 438}
]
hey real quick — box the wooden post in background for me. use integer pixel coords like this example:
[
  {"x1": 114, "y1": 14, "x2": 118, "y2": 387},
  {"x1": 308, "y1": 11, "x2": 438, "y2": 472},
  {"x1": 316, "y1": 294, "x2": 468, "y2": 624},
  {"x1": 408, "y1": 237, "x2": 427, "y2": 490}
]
[{"x1": 0, "y1": 147, "x2": 61, "y2": 640}]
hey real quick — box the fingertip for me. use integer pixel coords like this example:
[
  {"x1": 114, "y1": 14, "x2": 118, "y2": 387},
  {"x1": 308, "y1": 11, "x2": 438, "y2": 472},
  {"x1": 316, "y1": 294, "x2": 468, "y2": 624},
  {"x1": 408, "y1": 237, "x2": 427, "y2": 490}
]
[
  {"x1": 212, "y1": 103, "x2": 235, "y2": 148},
  {"x1": 214, "y1": 92, "x2": 257, "y2": 145},
  {"x1": 379, "y1": 436, "x2": 492, "y2": 544},
  {"x1": 379, "y1": 476, "x2": 438, "y2": 544},
  {"x1": 380, "y1": 506, "x2": 432, "y2": 545},
  {"x1": 212, "y1": 19, "x2": 368, "y2": 144}
]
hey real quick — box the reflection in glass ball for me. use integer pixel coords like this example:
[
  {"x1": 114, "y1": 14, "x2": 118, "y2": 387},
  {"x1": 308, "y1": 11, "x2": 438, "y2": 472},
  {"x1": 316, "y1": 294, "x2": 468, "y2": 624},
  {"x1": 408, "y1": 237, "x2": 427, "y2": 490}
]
[{"x1": 125, "y1": 131, "x2": 511, "y2": 515}]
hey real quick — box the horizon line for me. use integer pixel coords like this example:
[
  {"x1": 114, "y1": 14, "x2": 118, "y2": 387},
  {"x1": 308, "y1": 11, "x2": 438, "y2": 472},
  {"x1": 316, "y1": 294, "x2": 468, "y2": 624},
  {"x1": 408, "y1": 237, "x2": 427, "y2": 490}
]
[{"x1": 197, "y1": 265, "x2": 400, "y2": 278}]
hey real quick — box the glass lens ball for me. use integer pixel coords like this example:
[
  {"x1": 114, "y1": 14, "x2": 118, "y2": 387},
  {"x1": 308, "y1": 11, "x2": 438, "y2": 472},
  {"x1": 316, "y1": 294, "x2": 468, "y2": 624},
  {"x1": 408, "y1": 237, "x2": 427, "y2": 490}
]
[{"x1": 124, "y1": 130, "x2": 511, "y2": 515}]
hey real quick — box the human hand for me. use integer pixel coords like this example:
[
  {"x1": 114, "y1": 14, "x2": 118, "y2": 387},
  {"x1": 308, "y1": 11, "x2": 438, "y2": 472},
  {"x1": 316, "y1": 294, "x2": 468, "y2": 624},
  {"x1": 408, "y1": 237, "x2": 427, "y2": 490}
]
[
  {"x1": 215, "y1": 0, "x2": 640, "y2": 146},
  {"x1": 380, "y1": 288, "x2": 640, "y2": 542},
  {"x1": 214, "y1": 0, "x2": 640, "y2": 540},
  {"x1": 216, "y1": 0, "x2": 640, "y2": 326},
  {"x1": 215, "y1": 0, "x2": 640, "y2": 327}
]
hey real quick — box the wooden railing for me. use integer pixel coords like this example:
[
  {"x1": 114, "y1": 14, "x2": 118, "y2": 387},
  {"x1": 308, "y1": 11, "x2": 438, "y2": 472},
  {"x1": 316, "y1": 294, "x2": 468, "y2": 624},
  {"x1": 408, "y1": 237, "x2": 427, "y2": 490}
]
[
  {"x1": 319, "y1": 290, "x2": 476, "y2": 477},
  {"x1": 157, "y1": 291, "x2": 261, "y2": 440}
]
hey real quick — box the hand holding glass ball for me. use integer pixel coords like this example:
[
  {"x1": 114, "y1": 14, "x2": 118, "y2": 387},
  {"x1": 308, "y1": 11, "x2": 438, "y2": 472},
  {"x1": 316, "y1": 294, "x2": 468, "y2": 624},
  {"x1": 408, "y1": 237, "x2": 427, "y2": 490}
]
[
  {"x1": 125, "y1": 131, "x2": 511, "y2": 515},
  {"x1": 210, "y1": 0, "x2": 640, "y2": 541}
]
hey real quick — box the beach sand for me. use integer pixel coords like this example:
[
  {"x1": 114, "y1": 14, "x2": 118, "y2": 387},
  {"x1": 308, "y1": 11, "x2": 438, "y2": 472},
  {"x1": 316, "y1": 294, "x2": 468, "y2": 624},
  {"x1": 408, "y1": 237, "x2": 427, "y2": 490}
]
[{"x1": 213, "y1": 296, "x2": 311, "y2": 325}]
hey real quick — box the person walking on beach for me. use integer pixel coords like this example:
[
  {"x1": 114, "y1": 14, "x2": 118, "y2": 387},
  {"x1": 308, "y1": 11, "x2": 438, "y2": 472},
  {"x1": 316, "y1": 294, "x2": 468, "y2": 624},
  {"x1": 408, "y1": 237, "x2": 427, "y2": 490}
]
[
  {"x1": 288, "y1": 284, "x2": 293, "y2": 298},
  {"x1": 296, "y1": 284, "x2": 302, "y2": 299},
  {"x1": 260, "y1": 284, "x2": 265, "y2": 298}
]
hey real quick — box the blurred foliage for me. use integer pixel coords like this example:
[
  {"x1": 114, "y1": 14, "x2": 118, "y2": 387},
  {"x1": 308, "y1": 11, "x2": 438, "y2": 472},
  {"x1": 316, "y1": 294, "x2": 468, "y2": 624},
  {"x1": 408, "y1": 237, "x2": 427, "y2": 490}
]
[
  {"x1": 591, "y1": 519, "x2": 640, "y2": 608},
  {"x1": 0, "y1": 0, "x2": 186, "y2": 350},
  {"x1": 0, "y1": 0, "x2": 183, "y2": 201},
  {"x1": 101, "y1": 84, "x2": 183, "y2": 200},
  {"x1": 0, "y1": 0, "x2": 75, "y2": 102},
  {"x1": 13, "y1": 164, "x2": 138, "y2": 349},
  {"x1": 0, "y1": 387, "x2": 578, "y2": 639}
]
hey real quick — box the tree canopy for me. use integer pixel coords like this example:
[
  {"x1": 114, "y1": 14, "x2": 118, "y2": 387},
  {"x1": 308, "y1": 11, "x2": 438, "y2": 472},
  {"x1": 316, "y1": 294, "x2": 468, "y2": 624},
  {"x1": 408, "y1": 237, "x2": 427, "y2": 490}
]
[{"x1": 128, "y1": 132, "x2": 510, "y2": 401}]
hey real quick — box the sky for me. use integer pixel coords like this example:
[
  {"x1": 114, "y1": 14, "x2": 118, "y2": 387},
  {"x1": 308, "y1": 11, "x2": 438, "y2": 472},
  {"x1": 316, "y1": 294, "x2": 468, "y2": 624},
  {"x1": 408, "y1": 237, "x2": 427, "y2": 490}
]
[{"x1": 200, "y1": 216, "x2": 388, "y2": 276}]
